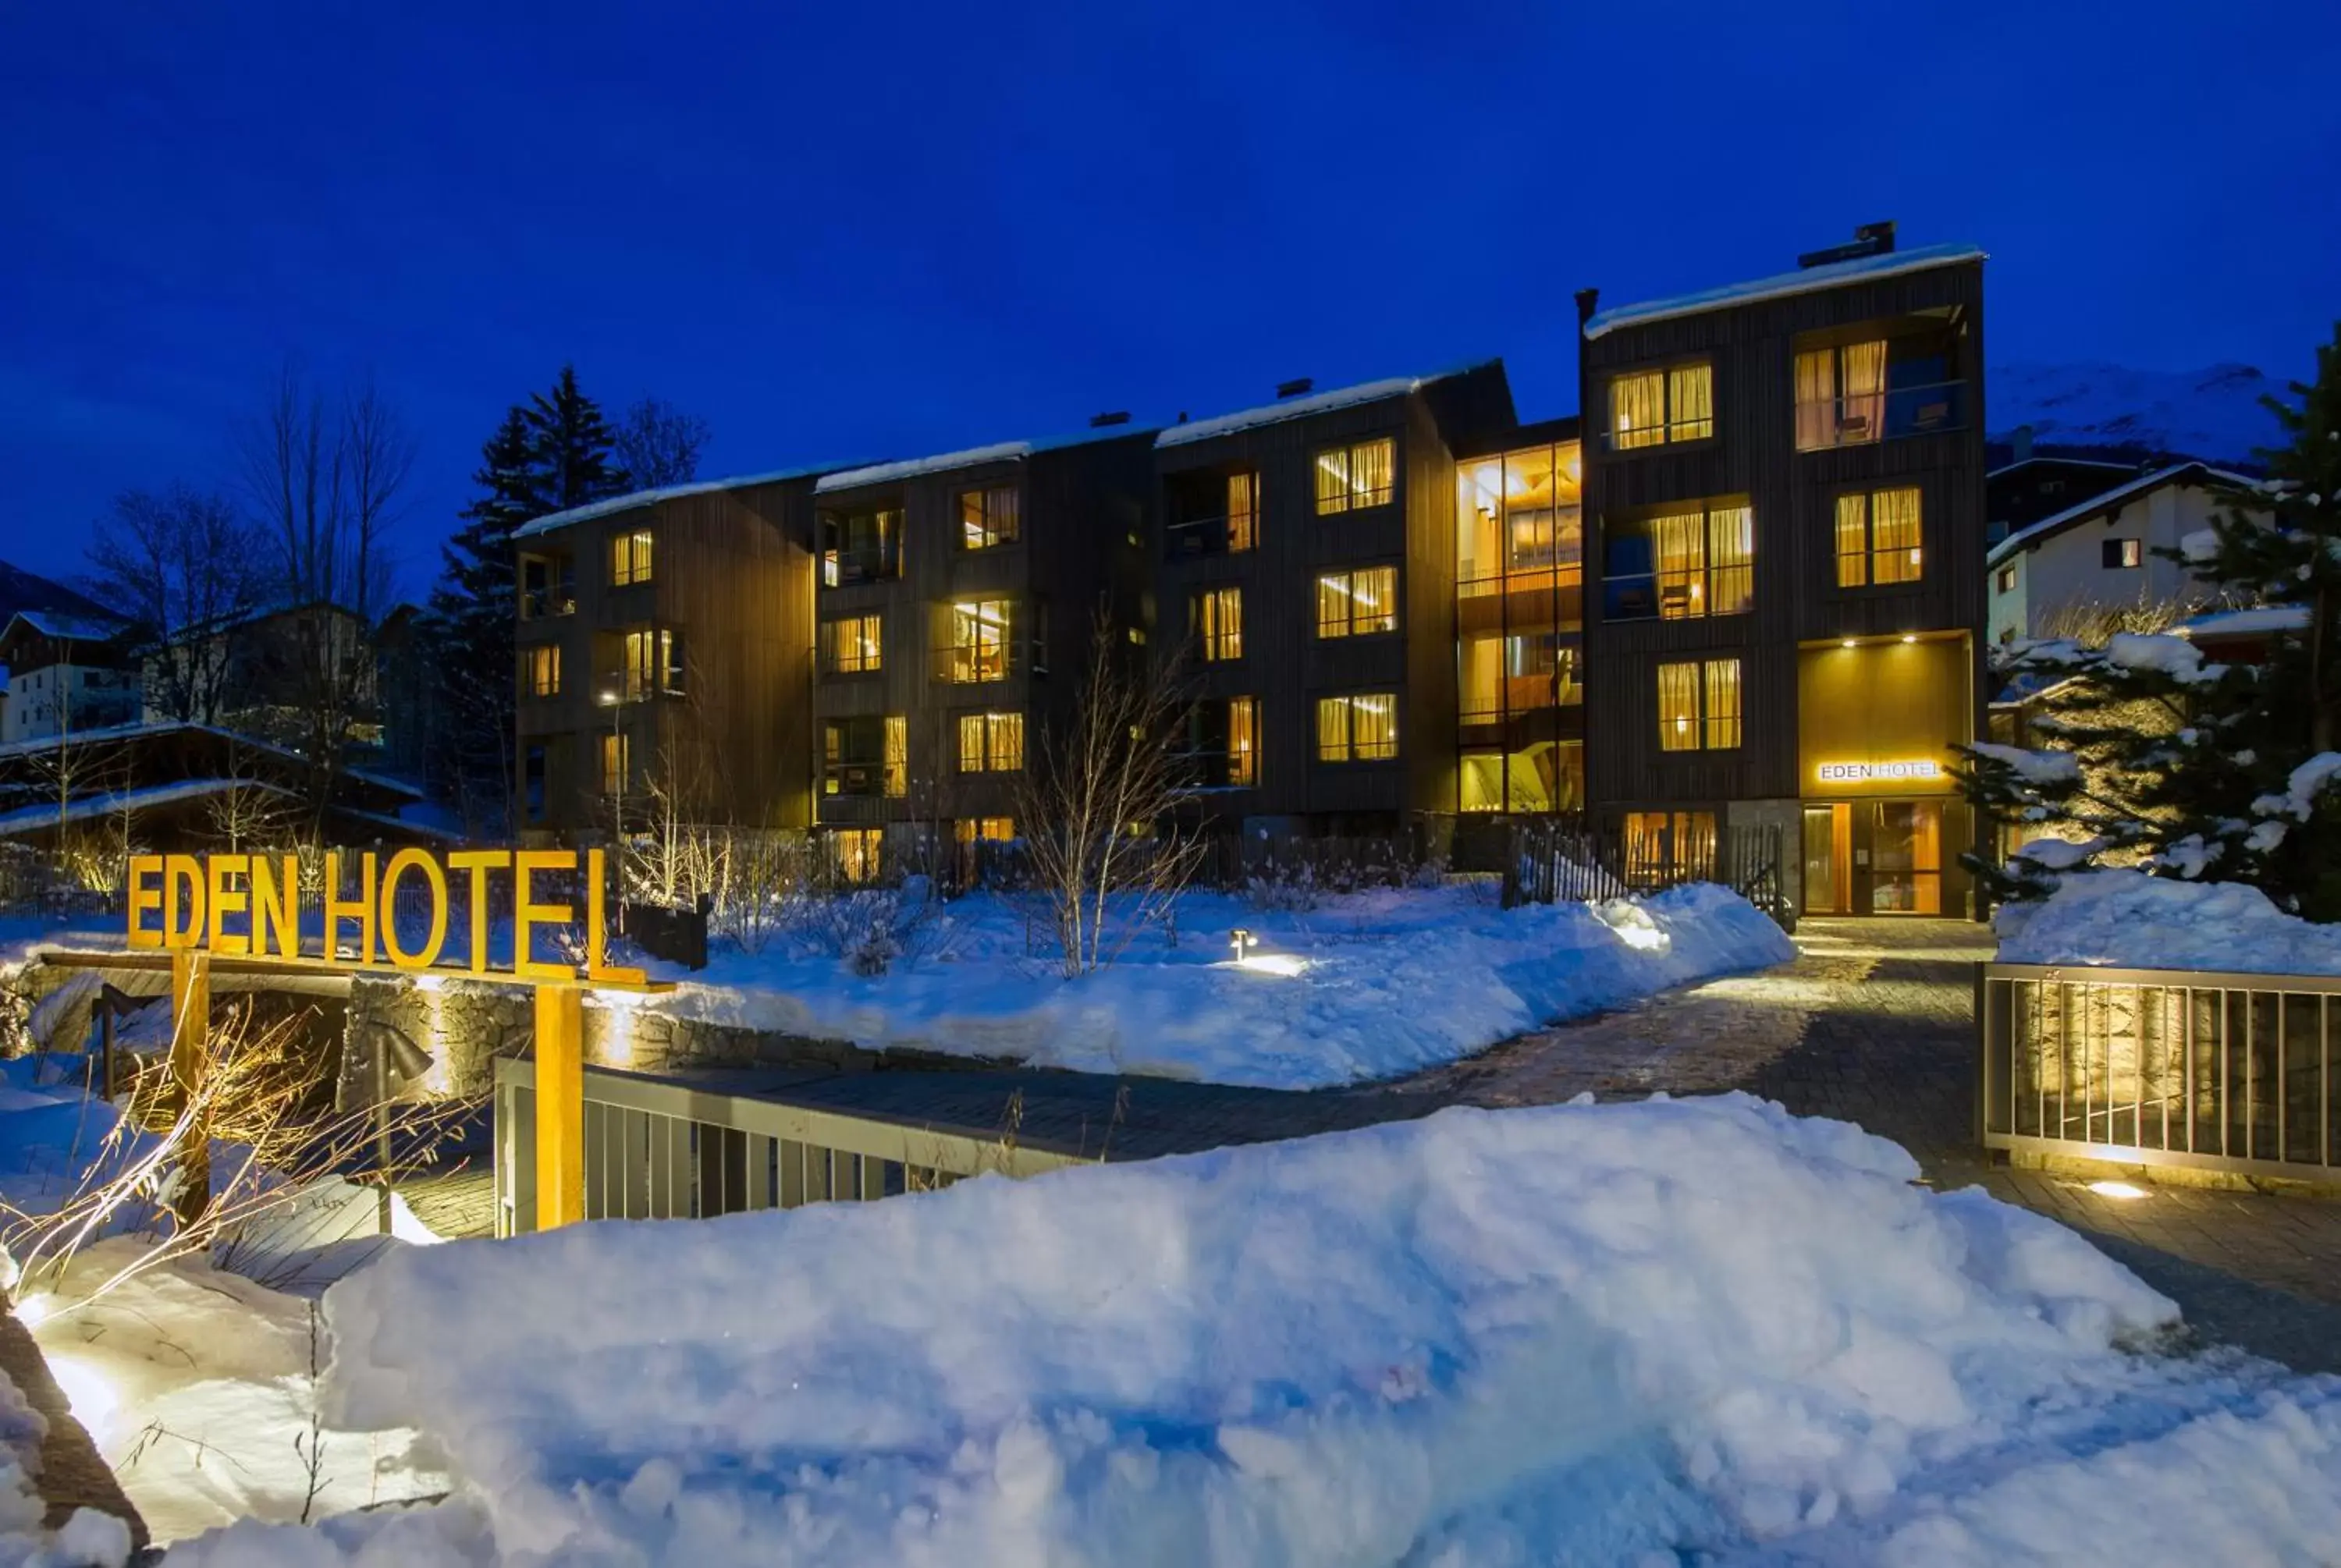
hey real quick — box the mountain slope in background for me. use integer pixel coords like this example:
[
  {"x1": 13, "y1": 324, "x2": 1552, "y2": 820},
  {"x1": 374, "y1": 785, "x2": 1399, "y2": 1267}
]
[
  {"x1": 0, "y1": 559, "x2": 117, "y2": 628},
  {"x1": 1989, "y1": 361, "x2": 2286, "y2": 467}
]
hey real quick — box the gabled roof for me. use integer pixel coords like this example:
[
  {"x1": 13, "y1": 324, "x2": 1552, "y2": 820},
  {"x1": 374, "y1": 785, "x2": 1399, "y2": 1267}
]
[
  {"x1": 1985, "y1": 454, "x2": 2140, "y2": 481},
  {"x1": 812, "y1": 421, "x2": 1160, "y2": 495},
  {"x1": 1984, "y1": 462, "x2": 2259, "y2": 569},
  {"x1": 1156, "y1": 365, "x2": 1492, "y2": 449},
  {"x1": 0, "y1": 720, "x2": 425, "y2": 800},
  {"x1": 512, "y1": 463, "x2": 868, "y2": 541},
  {"x1": 1, "y1": 608, "x2": 130, "y2": 647},
  {"x1": 1583, "y1": 243, "x2": 1987, "y2": 340}
]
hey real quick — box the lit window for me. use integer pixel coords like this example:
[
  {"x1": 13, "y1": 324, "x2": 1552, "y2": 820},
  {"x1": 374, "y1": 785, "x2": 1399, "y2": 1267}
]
[
  {"x1": 954, "y1": 817, "x2": 1014, "y2": 845},
  {"x1": 832, "y1": 828, "x2": 883, "y2": 885},
  {"x1": 820, "y1": 507, "x2": 902, "y2": 587},
  {"x1": 884, "y1": 715, "x2": 908, "y2": 798},
  {"x1": 1227, "y1": 697, "x2": 1257, "y2": 786},
  {"x1": 600, "y1": 731, "x2": 628, "y2": 793},
  {"x1": 1185, "y1": 697, "x2": 1258, "y2": 788},
  {"x1": 822, "y1": 614, "x2": 883, "y2": 673},
  {"x1": 1624, "y1": 811, "x2": 1718, "y2": 882},
  {"x1": 618, "y1": 629, "x2": 656, "y2": 699},
  {"x1": 960, "y1": 485, "x2": 1021, "y2": 550},
  {"x1": 1794, "y1": 342, "x2": 1888, "y2": 450},
  {"x1": 1603, "y1": 504, "x2": 1751, "y2": 620},
  {"x1": 1835, "y1": 488, "x2": 1924, "y2": 587},
  {"x1": 1192, "y1": 585, "x2": 1243, "y2": 661},
  {"x1": 1657, "y1": 659, "x2": 1740, "y2": 752},
  {"x1": 937, "y1": 599, "x2": 1013, "y2": 682},
  {"x1": 957, "y1": 711, "x2": 1025, "y2": 772},
  {"x1": 2103, "y1": 538, "x2": 2144, "y2": 569},
  {"x1": 1316, "y1": 693, "x2": 1398, "y2": 762},
  {"x1": 822, "y1": 715, "x2": 907, "y2": 799},
  {"x1": 1227, "y1": 472, "x2": 1259, "y2": 552},
  {"x1": 610, "y1": 528, "x2": 653, "y2": 587},
  {"x1": 1610, "y1": 363, "x2": 1712, "y2": 449},
  {"x1": 1316, "y1": 566, "x2": 1398, "y2": 637},
  {"x1": 519, "y1": 553, "x2": 575, "y2": 619},
  {"x1": 520, "y1": 643, "x2": 560, "y2": 697},
  {"x1": 1995, "y1": 566, "x2": 2016, "y2": 594},
  {"x1": 1314, "y1": 437, "x2": 1396, "y2": 515}
]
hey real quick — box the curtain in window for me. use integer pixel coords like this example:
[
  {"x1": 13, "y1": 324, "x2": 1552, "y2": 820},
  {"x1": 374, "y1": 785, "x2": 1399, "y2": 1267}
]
[
  {"x1": 1652, "y1": 510, "x2": 1707, "y2": 618},
  {"x1": 1227, "y1": 698, "x2": 1256, "y2": 786},
  {"x1": 1794, "y1": 349, "x2": 1836, "y2": 452},
  {"x1": 1355, "y1": 566, "x2": 1395, "y2": 633},
  {"x1": 1674, "y1": 811, "x2": 1718, "y2": 879},
  {"x1": 1657, "y1": 662, "x2": 1700, "y2": 752},
  {"x1": 1315, "y1": 449, "x2": 1352, "y2": 515},
  {"x1": 1209, "y1": 587, "x2": 1243, "y2": 658},
  {"x1": 1668, "y1": 364, "x2": 1714, "y2": 441},
  {"x1": 1351, "y1": 694, "x2": 1396, "y2": 758},
  {"x1": 991, "y1": 712, "x2": 1024, "y2": 770},
  {"x1": 883, "y1": 715, "x2": 908, "y2": 797},
  {"x1": 1351, "y1": 439, "x2": 1394, "y2": 507},
  {"x1": 1871, "y1": 487, "x2": 1923, "y2": 584},
  {"x1": 1835, "y1": 493, "x2": 1870, "y2": 587},
  {"x1": 1702, "y1": 659, "x2": 1742, "y2": 750},
  {"x1": 1227, "y1": 473, "x2": 1258, "y2": 551},
  {"x1": 1706, "y1": 506, "x2": 1753, "y2": 614},
  {"x1": 1316, "y1": 575, "x2": 1349, "y2": 637},
  {"x1": 1316, "y1": 697, "x2": 1348, "y2": 761},
  {"x1": 1841, "y1": 341, "x2": 1887, "y2": 442},
  {"x1": 1611, "y1": 371, "x2": 1665, "y2": 449}
]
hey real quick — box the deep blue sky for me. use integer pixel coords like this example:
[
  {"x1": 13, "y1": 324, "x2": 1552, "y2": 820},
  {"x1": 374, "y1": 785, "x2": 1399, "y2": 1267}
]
[{"x1": 3, "y1": 1, "x2": 2336, "y2": 594}]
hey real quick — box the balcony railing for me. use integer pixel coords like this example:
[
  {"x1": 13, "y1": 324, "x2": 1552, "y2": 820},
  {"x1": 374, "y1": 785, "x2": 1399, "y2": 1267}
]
[
  {"x1": 931, "y1": 640, "x2": 1020, "y2": 683},
  {"x1": 1460, "y1": 675, "x2": 1581, "y2": 723},
  {"x1": 1164, "y1": 513, "x2": 1256, "y2": 559},
  {"x1": 1796, "y1": 378, "x2": 1970, "y2": 450},
  {"x1": 519, "y1": 588, "x2": 576, "y2": 619},
  {"x1": 822, "y1": 762, "x2": 894, "y2": 800},
  {"x1": 822, "y1": 548, "x2": 901, "y2": 587},
  {"x1": 1458, "y1": 562, "x2": 1583, "y2": 599}
]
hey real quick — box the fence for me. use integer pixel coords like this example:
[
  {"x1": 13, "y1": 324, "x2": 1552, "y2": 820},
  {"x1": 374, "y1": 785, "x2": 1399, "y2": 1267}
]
[
  {"x1": 492, "y1": 1058, "x2": 1083, "y2": 1233},
  {"x1": 1979, "y1": 963, "x2": 2341, "y2": 1183},
  {"x1": 1502, "y1": 816, "x2": 1789, "y2": 925}
]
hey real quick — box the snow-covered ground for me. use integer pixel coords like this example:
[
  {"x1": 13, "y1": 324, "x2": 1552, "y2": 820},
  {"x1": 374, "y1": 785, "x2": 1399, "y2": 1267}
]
[
  {"x1": 659, "y1": 883, "x2": 1793, "y2": 1089},
  {"x1": 151, "y1": 1092, "x2": 2341, "y2": 1566},
  {"x1": 1997, "y1": 868, "x2": 2341, "y2": 975}
]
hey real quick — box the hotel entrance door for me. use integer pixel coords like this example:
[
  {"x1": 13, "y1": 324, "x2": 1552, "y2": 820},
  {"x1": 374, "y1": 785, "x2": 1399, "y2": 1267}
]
[
  {"x1": 1802, "y1": 800, "x2": 1945, "y2": 915},
  {"x1": 1802, "y1": 804, "x2": 1849, "y2": 914}
]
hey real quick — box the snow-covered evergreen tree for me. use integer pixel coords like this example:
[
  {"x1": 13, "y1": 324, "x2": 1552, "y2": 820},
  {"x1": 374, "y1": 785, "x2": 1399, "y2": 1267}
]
[
  {"x1": 428, "y1": 408, "x2": 542, "y2": 830},
  {"x1": 529, "y1": 366, "x2": 631, "y2": 509},
  {"x1": 1960, "y1": 323, "x2": 2341, "y2": 917}
]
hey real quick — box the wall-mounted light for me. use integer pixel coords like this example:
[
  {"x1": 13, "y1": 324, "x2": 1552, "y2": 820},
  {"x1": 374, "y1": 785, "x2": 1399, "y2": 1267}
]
[
  {"x1": 1900, "y1": 634, "x2": 1918, "y2": 644},
  {"x1": 1840, "y1": 638, "x2": 1857, "y2": 648}
]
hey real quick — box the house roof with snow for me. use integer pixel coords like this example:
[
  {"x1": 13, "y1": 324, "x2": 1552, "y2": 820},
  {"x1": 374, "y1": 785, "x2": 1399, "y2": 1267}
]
[
  {"x1": 1154, "y1": 365, "x2": 1495, "y2": 449},
  {"x1": 0, "y1": 719, "x2": 424, "y2": 800},
  {"x1": 813, "y1": 422, "x2": 1160, "y2": 495},
  {"x1": 1984, "y1": 461, "x2": 2259, "y2": 569},
  {"x1": 0, "y1": 608, "x2": 131, "y2": 648},
  {"x1": 513, "y1": 463, "x2": 872, "y2": 541},
  {"x1": 1984, "y1": 454, "x2": 2139, "y2": 482},
  {"x1": 1582, "y1": 243, "x2": 1987, "y2": 340}
]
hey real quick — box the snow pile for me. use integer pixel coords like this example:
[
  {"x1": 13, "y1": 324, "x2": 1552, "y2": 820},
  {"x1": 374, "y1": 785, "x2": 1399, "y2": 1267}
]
[
  {"x1": 1997, "y1": 867, "x2": 2341, "y2": 974},
  {"x1": 155, "y1": 1093, "x2": 2341, "y2": 1566},
  {"x1": 660, "y1": 883, "x2": 1792, "y2": 1089}
]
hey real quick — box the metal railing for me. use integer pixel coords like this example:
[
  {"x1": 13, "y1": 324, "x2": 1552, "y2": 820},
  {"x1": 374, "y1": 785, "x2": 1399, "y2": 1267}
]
[
  {"x1": 1794, "y1": 378, "x2": 1970, "y2": 449},
  {"x1": 1503, "y1": 816, "x2": 1789, "y2": 926},
  {"x1": 493, "y1": 1058, "x2": 1082, "y2": 1234},
  {"x1": 1979, "y1": 963, "x2": 2341, "y2": 1182},
  {"x1": 1164, "y1": 514, "x2": 1256, "y2": 559}
]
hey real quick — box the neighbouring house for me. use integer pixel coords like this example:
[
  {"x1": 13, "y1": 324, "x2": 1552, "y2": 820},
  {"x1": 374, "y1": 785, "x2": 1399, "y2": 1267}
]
[
  {"x1": 0, "y1": 610, "x2": 141, "y2": 743},
  {"x1": 509, "y1": 223, "x2": 1993, "y2": 916},
  {"x1": 138, "y1": 598, "x2": 387, "y2": 747},
  {"x1": 1984, "y1": 461, "x2": 2263, "y2": 644}
]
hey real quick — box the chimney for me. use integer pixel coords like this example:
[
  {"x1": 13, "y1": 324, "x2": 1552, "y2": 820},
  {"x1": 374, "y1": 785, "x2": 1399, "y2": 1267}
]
[
  {"x1": 2012, "y1": 424, "x2": 2034, "y2": 465},
  {"x1": 1089, "y1": 410, "x2": 1131, "y2": 428},
  {"x1": 1797, "y1": 221, "x2": 1898, "y2": 270},
  {"x1": 1574, "y1": 287, "x2": 1600, "y2": 327},
  {"x1": 1276, "y1": 378, "x2": 1314, "y2": 399}
]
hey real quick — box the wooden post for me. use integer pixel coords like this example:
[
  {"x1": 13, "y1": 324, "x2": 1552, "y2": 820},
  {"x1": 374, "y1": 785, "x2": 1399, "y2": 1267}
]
[
  {"x1": 533, "y1": 983, "x2": 585, "y2": 1230},
  {"x1": 168, "y1": 949, "x2": 211, "y2": 1228}
]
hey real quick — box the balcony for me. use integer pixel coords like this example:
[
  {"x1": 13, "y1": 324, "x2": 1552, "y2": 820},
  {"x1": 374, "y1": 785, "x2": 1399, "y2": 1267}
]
[
  {"x1": 1461, "y1": 674, "x2": 1581, "y2": 724},
  {"x1": 1796, "y1": 378, "x2": 1970, "y2": 450},
  {"x1": 822, "y1": 548, "x2": 901, "y2": 588},
  {"x1": 1165, "y1": 513, "x2": 1256, "y2": 560},
  {"x1": 931, "y1": 640, "x2": 1020, "y2": 683}
]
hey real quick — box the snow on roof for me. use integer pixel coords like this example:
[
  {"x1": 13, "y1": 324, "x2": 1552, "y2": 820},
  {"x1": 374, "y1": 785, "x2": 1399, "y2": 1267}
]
[
  {"x1": 0, "y1": 777, "x2": 300, "y2": 839},
  {"x1": 0, "y1": 719, "x2": 425, "y2": 799},
  {"x1": 1156, "y1": 368, "x2": 1483, "y2": 449},
  {"x1": 1984, "y1": 453, "x2": 2140, "y2": 481},
  {"x1": 1984, "y1": 461, "x2": 2259, "y2": 568},
  {"x1": 1583, "y1": 243, "x2": 1988, "y2": 340},
  {"x1": 3, "y1": 608, "x2": 129, "y2": 645},
  {"x1": 812, "y1": 422, "x2": 1157, "y2": 495},
  {"x1": 2177, "y1": 605, "x2": 2310, "y2": 640},
  {"x1": 512, "y1": 464, "x2": 864, "y2": 541}
]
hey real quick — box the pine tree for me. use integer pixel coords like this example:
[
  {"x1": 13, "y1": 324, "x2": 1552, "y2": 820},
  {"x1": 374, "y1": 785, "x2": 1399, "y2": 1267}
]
[
  {"x1": 529, "y1": 366, "x2": 631, "y2": 509},
  {"x1": 428, "y1": 408, "x2": 542, "y2": 830},
  {"x1": 1959, "y1": 322, "x2": 2341, "y2": 917}
]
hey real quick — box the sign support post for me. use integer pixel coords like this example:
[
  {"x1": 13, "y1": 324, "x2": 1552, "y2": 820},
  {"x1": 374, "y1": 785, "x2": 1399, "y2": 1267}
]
[
  {"x1": 168, "y1": 949, "x2": 211, "y2": 1228},
  {"x1": 533, "y1": 982, "x2": 585, "y2": 1230}
]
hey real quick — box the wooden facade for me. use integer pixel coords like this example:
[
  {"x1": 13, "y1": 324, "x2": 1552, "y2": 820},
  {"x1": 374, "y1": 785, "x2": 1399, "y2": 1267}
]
[{"x1": 514, "y1": 476, "x2": 822, "y2": 835}]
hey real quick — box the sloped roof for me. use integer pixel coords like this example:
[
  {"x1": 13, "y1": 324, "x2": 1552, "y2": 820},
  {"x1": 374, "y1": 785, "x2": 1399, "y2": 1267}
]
[
  {"x1": 812, "y1": 422, "x2": 1159, "y2": 495},
  {"x1": 1156, "y1": 365, "x2": 1493, "y2": 449},
  {"x1": 1984, "y1": 462, "x2": 2259, "y2": 569},
  {"x1": 0, "y1": 720, "x2": 424, "y2": 800},
  {"x1": 512, "y1": 464, "x2": 867, "y2": 541},
  {"x1": 1583, "y1": 243, "x2": 1987, "y2": 339},
  {"x1": 2, "y1": 608, "x2": 130, "y2": 646}
]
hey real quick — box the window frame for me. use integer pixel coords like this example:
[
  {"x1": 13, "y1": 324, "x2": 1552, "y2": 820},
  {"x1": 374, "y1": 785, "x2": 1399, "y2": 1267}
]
[
  {"x1": 609, "y1": 527, "x2": 654, "y2": 587},
  {"x1": 519, "y1": 642, "x2": 561, "y2": 698},
  {"x1": 819, "y1": 506, "x2": 904, "y2": 587},
  {"x1": 1834, "y1": 486, "x2": 1925, "y2": 589},
  {"x1": 958, "y1": 484, "x2": 1022, "y2": 551},
  {"x1": 1313, "y1": 435, "x2": 1398, "y2": 516},
  {"x1": 1607, "y1": 360, "x2": 1714, "y2": 452},
  {"x1": 1656, "y1": 658, "x2": 1742, "y2": 753},
  {"x1": 1600, "y1": 502, "x2": 1753, "y2": 622},
  {"x1": 2102, "y1": 537, "x2": 2144, "y2": 569},
  {"x1": 821, "y1": 613, "x2": 883, "y2": 675},
  {"x1": 1191, "y1": 584, "x2": 1244, "y2": 662},
  {"x1": 1315, "y1": 564, "x2": 1399, "y2": 639},
  {"x1": 936, "y1": 598, "x2": 1015, "y2": 683},
  {"x1": 956, "y1": 710, "x2": 1025, "y2": 773},
  {"x1": 1315, "y1": 691, "x2": 1399, "y2": 764}
]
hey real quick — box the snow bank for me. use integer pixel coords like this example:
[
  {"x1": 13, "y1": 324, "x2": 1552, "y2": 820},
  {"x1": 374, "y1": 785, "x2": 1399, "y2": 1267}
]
[
  {"x1": 1997, "y1": 868, "x2": 2341, "y2": 975},
  {"x1": 659, "y1": 884, "x2": 1792, "y2": 1089},
  {"x1": 155, "y1": 1094, "x2": 2341, "y2": 1566}
]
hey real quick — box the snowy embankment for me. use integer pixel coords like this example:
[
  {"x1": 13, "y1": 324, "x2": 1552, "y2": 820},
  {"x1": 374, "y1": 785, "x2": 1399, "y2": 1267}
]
[
  {"x1": 662, "y1": 883, "x2": 1792, "y2": 1090},
  {"x1": 166, "y1": 1094, "x2": 2341, "y2": 1567},
  {"x1": 1998, "y1": 867, "x2": 2341, "y2": 975}
]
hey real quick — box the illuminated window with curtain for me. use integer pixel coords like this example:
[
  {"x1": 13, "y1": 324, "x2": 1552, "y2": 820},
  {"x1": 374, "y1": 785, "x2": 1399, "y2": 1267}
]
[
  {"x1": 1227, "y1": 472, "x2": 1259, "y2": 552},
  {"x1": 1624, "y1": 811, "x2": 1717, "y2": 883},
  {"x1": 601, "y1": 732, "x2": 627, "y2": 794},
  {"x1": 832, "y1": 828, "x2": 883, "y2": 885},
  {"x1": 1835, "y1": 487, "x2": 1924, "y2": 587},
  {"x1": 959, "y1": 485, "x2": 1021, "y2": 549},
  {"x1": 610, "y1": 528, "x2": 653, "y2": 587},
  {"x1": 1314, "y1": 437, "x2": 1396, "y2": 514},
  {"x1": 619, "y1": 629, "x2": 657, "y2": 699},
  {"x1": 1656, "y1": 659, "x2": 1740, "y2": 751},
  {"x1": 1603, "y1": 502, "x2": 1753, "y2": 620},
  {"x1": 938, "y1": 599, "x2": 1012, "y2": 682},
  {"x1": 822, "y1": 614, "x2": 882, "y2": 673},
  {"x1": 883, "y1": 715, "x2": 908, "y2": 797},
  {"x1": 1192, "y1": 585, "x2": 1243, "y2": 661},
  {"x1": 520, "y1": 644, "x2": 560, "y2": 697},
  {"x1": 1227, "y1": 697, "x2": 1257, "y2": 786},
  {"x1": 659, "y1": 630, "x2": 684, "y2": 694},
  {"x1": 1185, "y1": 697, "x2": 1258, "y2": 787},
  {"x1": 1794, "y1": 340, "x2": 1887, "y2": 450},
  {"x1": 1316, "y1": 566, "x2": 1398, "y2": 637},
  {"x1": 1316, "y1": 693, "x2": 1397, "y2": 762},
  {"x1": 957, "y1": 711, "x2": 1024, "y2": 772},
  {"x1": 1609, "y1": 363, "x2": 1712, "y2": 449}
]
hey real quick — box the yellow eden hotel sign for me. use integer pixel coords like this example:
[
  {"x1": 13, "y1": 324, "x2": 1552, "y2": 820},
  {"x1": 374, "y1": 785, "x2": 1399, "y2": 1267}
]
[{"x1": 124, "y1": 846, "x2": 646, "y2": 987}]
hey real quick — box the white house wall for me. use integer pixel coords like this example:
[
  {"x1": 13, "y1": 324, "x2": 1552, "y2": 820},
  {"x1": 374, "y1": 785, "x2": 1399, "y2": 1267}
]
[{"x1": 1987, "y1": 481, "x2": 2240, "y2": 643}]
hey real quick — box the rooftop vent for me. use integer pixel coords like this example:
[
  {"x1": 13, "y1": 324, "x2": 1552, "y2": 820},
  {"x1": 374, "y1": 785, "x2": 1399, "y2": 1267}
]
[
  {"x1": 1275, "y1": 377, "x2": 1314, "y2": 399},
  {"x1": 1574, "y1": 287, "x2": 1600, "y2": 325},
  {"x1": 1796, "y1": 221, "x2": 1896, "y2": 270},
  {"x1": 1089, "y1": 410, "x2": 1131, "y2": 427}
]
